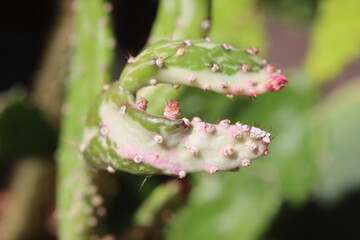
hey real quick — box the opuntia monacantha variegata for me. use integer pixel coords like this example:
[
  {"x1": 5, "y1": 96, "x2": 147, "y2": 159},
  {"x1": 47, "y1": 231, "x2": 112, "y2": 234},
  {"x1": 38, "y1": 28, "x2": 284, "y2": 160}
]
[{"x1": 81, "y1": 39, "x2": 289, "y2": 178}]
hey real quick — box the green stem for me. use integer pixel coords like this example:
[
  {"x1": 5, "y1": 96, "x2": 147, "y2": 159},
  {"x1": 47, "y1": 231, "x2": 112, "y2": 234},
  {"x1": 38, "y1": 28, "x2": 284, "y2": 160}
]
[
  {"x1": 141, "y1": 0, "x2": 210, "y2": 115},
  {"x1": 56, "y1": 0, "x2": 114, "y2": 239}
]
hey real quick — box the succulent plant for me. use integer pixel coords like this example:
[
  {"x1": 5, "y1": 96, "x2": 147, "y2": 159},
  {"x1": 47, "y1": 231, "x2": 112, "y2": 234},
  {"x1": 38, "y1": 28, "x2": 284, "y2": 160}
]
[{"x1": 82, "y1": 39, "x2": 289, "y2": 177}]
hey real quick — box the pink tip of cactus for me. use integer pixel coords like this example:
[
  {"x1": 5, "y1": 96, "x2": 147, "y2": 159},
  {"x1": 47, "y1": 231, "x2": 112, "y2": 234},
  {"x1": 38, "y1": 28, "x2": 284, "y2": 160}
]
[
  {"x1": 163, "y1": 100, "x2": 181, "y2": 119},
  {"x1": 267, "y1": 74, "x2": 289, "y2": 92},
  {"x1": 136, "y1": 97, "x2": 148, "y2": 111}
]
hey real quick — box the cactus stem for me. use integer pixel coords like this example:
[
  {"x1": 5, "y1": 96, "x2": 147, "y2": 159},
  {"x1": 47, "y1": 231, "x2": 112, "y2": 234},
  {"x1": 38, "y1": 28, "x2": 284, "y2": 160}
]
[
  {"x1": 201, "y1": 19, "x2": 211, "y2": 31},
  {"x1": 104, "y1": 2, "x2": 113, "y2": 12}
]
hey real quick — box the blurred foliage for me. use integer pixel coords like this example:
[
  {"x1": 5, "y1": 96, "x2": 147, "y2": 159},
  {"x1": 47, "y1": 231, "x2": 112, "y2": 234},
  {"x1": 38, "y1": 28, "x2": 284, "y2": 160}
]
[
  {"x1": 305, "y1": 0, "x2": 360, "y2": 84},
  {"x1": 258, "y1": 0, "x2": 318, "y2": 23},
  {"x1": 169, "y1": 0, "x2": 360, "y2": 239},
  {"x1": 210, "y1": 0, "x2": 266, "y2": 51},
  {"x1": 0, "y1": 89, "x2": 57, "y2": 159},
  {"x1": 313, "y1": 79, "x2": 360, "y2": 204}
]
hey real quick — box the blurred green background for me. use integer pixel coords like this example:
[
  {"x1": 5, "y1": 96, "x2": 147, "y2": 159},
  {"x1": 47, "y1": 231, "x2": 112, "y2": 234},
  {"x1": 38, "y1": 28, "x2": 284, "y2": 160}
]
[{"x1": 1, "y1": 0, "x2": 360, "y2": 239}]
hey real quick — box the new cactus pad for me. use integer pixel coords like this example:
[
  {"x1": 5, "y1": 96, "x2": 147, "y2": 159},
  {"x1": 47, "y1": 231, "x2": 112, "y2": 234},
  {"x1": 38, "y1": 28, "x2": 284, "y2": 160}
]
[{"x1": 82, "y1": 39, "x2": 289, "y2": 177}]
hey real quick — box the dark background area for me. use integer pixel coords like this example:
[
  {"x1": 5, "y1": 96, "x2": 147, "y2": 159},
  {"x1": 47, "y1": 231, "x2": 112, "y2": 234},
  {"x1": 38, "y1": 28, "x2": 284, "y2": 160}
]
[{"x1": 1, "y1": 0, "x2": 360, "y2": 239}]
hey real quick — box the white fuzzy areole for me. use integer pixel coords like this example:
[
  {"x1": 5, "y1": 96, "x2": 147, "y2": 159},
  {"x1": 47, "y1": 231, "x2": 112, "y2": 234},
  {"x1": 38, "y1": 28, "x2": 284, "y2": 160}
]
[
  {"x1": 156, "y1": 67, "x2": 276, "y2": 96},
  {"x1": 83, "y1": 100, "x2": 268, "y2": 175}
]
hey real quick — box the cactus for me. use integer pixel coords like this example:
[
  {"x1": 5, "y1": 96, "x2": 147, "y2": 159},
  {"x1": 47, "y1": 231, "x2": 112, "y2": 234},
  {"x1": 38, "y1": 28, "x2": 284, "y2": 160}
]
[{"x1": 82, "y1": 39, "x2": 288, "y2": 177}]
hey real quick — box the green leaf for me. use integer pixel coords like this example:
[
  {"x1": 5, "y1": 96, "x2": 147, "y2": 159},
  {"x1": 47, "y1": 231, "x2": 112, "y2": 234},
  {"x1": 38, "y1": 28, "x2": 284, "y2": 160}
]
[
  {"x1": 167, "y1": 170, "x2": 282, "y2": 240},
  {"x1": 305, "y1": 0, "x2": 360, "y2": 84},
  {"x1": 313, "y1": 78, "x2": 360, "y2": 204},
  {"x1": 0, "y1": 89, "x2": 57, "y2": 159}
]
